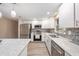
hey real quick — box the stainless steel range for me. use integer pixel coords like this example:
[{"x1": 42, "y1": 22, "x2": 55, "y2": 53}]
[{"x1": 33, "y1": 25, "x2": 42, "y2": 41}]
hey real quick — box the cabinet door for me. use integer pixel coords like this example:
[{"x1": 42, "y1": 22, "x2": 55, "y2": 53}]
[
  {"x1": 46, "y1": 37, "x2": 51, "y2": 55},
  {"x1": 42, "y1": 33, "x2": 46, "y2": 41},
  {"x1": 42, "y1": 18, "x2": 55, "y2": 28},
  {"x1": 51, "y1": 40, "x2": 65, "y2": 56},
  {"x1": 75, "y1": 3, "x2": 79, "y2": 27},
  {"x1": 59, "y1": 3, "x2": 74, "y2": 28},
  {"x1": 51, "y1": 46, "x2": 62, "y2": 56}
]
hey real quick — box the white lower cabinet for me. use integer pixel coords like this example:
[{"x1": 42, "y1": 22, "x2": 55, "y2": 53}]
[
  {"x1": 51, "y1": 40, "x2": 65, "y2": 56},
  {"x1": 42, "y1": 33, "x2": 51, "y2": 55},
  {"x1": 42, "y1": 33, "x2": 72, "y2": 56},
  {"x1": 46, "y1": 36, "x2": 51, "y2": 55},
  {"x1": 42, "y1": 33, "x2": 47, "y2": 41}
]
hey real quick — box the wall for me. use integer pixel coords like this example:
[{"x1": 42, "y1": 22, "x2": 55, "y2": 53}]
[
  {"x1": 59, "y1": 3, "x2": 74, "y2": 28},
  {"x1": 75, "y1": 3, "x2": 79, "y2": 27},
  {"x1": 0, "y1": 17, "x2": 18, "y2": 38}
]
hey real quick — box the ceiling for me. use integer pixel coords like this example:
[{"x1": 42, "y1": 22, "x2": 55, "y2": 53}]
[{"x1": 0, "y1": 3, "x2": 61, "y2": 20}]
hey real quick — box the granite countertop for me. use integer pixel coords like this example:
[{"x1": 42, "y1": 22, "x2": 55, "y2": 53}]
[
  {"x1": 44, "y1": 33, "x2": 79, "y2": 56},
  {"x1": 0, "y1": 39, "x2": 31, "y2": 56}
]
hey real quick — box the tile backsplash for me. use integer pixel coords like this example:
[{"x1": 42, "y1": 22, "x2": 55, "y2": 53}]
[{"x1": 58, "y1": 28, "x2": 79, "y2": 42}]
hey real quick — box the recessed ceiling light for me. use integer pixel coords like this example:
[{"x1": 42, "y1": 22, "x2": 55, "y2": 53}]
[{"x1": 47, "y1": 12, "x2": 50, "y2": 15}]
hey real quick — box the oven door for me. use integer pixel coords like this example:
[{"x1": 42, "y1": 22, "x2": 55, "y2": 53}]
[{"x1": 33, "y1": 34, "x2": 41, "y2": 41}]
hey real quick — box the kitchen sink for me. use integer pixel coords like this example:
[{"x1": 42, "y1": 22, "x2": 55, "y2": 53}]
[{"x1": 49, "y1": 34, "x2": 59, "y2": 38}]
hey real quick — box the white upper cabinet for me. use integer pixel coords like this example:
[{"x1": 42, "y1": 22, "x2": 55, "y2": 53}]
[
  {"x1": 42, "y1": 18, "x2": 55, "y2": 28},
  {"x1": 75, "y1": 3, "x2": 79, "y2": 27},
  {"x1": 59, "y1": 3, "x2": 74, "y2": 28}
]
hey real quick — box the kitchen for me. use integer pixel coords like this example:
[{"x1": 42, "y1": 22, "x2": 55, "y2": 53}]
[{"x1": 0, "y1": 3, "x2": 79, "y2": 56}]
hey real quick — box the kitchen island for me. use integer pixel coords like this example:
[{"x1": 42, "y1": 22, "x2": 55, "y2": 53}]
[{"x1": 0, "y1": 39, "x2": 31, "y2": 56}]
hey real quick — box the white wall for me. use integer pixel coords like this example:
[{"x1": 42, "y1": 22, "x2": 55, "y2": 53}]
[
  {"x1": 59, "y1": 3, "x2": 74, "y2": 28},
  {"x1": 75, "y1": 3, "x2": 79, "y2": 27}
]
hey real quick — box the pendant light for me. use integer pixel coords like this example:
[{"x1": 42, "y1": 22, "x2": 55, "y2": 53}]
[
  {"x1": 11, "y1": 3, "x2": 16, "y2": 17},
  {"x1": 0, "y1": 3, "x2": 2, "y2": 18},
  {"x1": 0, "y1": 12, "x2": 2, "y2": 18},
  {"x1": 11, "y1": 10, "x2": 16, "y2": 17}
]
